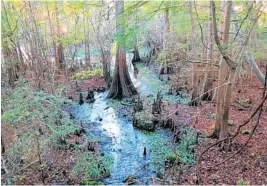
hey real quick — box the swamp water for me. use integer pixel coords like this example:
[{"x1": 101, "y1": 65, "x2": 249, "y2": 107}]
[{"x1": 70, "y1": 58, "x2": 190, "y2": 184}]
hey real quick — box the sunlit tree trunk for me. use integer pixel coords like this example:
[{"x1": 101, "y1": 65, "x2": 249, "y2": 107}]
[
  {"x1": 107, "y1": 1, "x2": 138, "y2": 99},
  {"x1": 212, "y1": 1, "x2": 232, "y2": 139}
]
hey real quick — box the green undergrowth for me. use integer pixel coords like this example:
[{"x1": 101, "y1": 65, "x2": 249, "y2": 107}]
[
  {"x1": 1, "y1": 78, "x2": 99, "y2": 183},
  {"x1": 2, "y1": 79, "x2": 79, "y2": 148},
  {"x1": 175, "y1": 126, "x2": 197, "y2": 164},
  {"x1": 71, "y1": 68, "x2": 103, "y2": 80},
  {"x1": 147, "y1": 132, "x2": 173, "y2": 175},
  {"x1": 72, "y1": 152, "x2": 114, "y2": 180},
  {"x1": 136, "y1": 62, "x2": 188, "y2": 104},
  {"x1": 79, "y1": 180, "x2": 103, "y2": 185},
  {"x1": 147, "y1": 126, "x2": 197, "y2": 177}
]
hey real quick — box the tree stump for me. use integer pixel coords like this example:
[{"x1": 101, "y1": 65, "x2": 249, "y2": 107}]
[
  {"x1": 134, "y1": 94, "x2": 143, "y2": 112},
  {"x1": 134, "y1": 66, "x2": 138, "y2": 78},
  {"x1": 132, "y1": 46, "x2": 141, "y2": 63},
  {"x1": 168, "y1": 86, "x2": 173, "y2": 95},
  {"x1": 86, "y1": 89, "x2": 95, "y2": 103},
  {"x1": 162, "y1": 117, "x2": 174, "y2": 129},
  {"x1": 152, "y1": 91, "x2": 162, "y2": 115},
  {"x1": 79, "y1": 92, "x2": 84, "y2": 105},
  {"x1": 189, "y1": 88, "x2": 200, "y2": 107},
  {"x1": 70, "y1": 112, "x2": 75, "y2": 119}
]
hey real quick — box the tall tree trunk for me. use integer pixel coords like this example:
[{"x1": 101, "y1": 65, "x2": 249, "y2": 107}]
[
  {"x1": 107, "y1": 1, "x2": 138, "y2": 99},
  {"x1": 212, "y1": 1, "x2": 233, "y2": 139},
  {"x1": 54, "y1": 2, "x2": 64, "y2": 69},
  {"x1": 189, "y1": 1, "x2": 200, "y2": 106},
  {"x1": 164, "y1": 8, "x2": 170, "y2": 36},
  {"x1": 84, "y1": 15, "x2": 92, "y2": 69},
  {"x1": 132, "y1": 8, "x2": 141, "y2": 63},
  {"x1": 159, "y1": 7, "x2": 171, "y2": 75},
  {"x1": 28, "y1": 1, "x2": 44, "y2": 88},
  {"x1": 46, "y1": 2, "x2": 56, "y2": 60},
  {"x1": 101, "y1": 49, "x2": 111, "y2": 86},
  {"x1": 202, "y1": 1, "x2": 214, "y2": 101}
]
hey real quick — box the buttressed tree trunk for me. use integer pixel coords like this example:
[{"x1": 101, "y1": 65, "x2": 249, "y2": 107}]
[
  {"x1": 212, "y1": 1, "x2": 233, "y2": 139},
  {"x1": 107, "y1": 1, "x2": 138, "y2": 99}
]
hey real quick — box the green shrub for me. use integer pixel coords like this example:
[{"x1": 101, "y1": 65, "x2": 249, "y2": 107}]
[
  {"x1": 237, "y1": 179, "x2": 250, "y2": 185},
  {"x1": 155, "y1": 51, "x2": 168, "y2": 64},
  {"x1": 1, "y1": 78, "x2": 79, "y2": 171},
  {"x1": 165, "y1": 153, "x2": 180, "y2": 165},
  {"x1": 72, "y1": 152, "x2": 113, "y2": 180},
  {"x1": 147, "y1": 132, "x2": 173, "y2": 175},
  {"x1": 80, "y1": 180, "x2": 103, "y2": 185},
  {"x1": 71, "y1": 68, "x2": 103, "y2": 80},
  {"x1": 175, "y1": 126, "x2": 197, "y2": 164},
  {"x1": 147, "y1": 126, "x2": 197, "y2": 177}
]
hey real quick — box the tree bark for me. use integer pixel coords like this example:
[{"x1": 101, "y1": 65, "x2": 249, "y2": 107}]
[
  {"x1": 212, "y1": 1, "x2": 233, "y2": 139},
  {"x1": 101, "y1": 49, "x2": 111, "y2": 85},
  {"x1": 132, "y1": 7, "x2": 141, "y2": 63},
  {"x1": 107, "y1": 1, "x2": 138, "y2": 99},
  {"x1": 189, "y1": 1, "x2": 200, "y2": 106},
  {"x1": 163, "y1": 8, "x2": 170, "y2": 74},
  {"x1": 202, "y1": 1, "x2": 214, "y2": 101},
  {"x1": 54, "y1": 2, "x2": 64, "y2": 69},
  {"x1": 84, "y1": 8, "x2": 92, "y2": 69}
]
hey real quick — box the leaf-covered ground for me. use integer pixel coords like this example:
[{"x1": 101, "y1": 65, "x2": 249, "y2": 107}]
[
  {"x1": 163, "y1": 72, "x2": 267, "y2": 185},
  {"x1": 2, "y1": 68, "x2": 266, "y2": 185}
]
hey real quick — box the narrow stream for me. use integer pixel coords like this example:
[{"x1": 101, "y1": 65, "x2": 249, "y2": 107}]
[
  {"x1": 71, "y1": 57, "x2": 179, "y2": 184},
  {"x1": 72, "y1": 91, "x2": 173, "y2": 184}
]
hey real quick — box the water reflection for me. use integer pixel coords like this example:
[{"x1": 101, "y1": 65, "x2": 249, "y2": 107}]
[{"x1": 70, "y1": 58, "x2": 175, "y2": 184}]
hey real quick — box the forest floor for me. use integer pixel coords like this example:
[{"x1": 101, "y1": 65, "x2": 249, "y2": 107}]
[
  {"x1": 65, "y1": 70, "x2": 267, "y2": 185},
  {"x1": 1, "y1": 77, "x2": 108, "y2": 185},
  {"x1": 163, "y1": 73, "x2": 267, "y2": 185},
  {"x1": 2, "y1": 67, "x2": 266, "y2": 185}
]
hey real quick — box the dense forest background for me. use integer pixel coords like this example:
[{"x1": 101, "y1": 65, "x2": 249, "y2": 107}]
[{"x1": 1, "y1": 0, "x2": 267, "y2": 185}]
